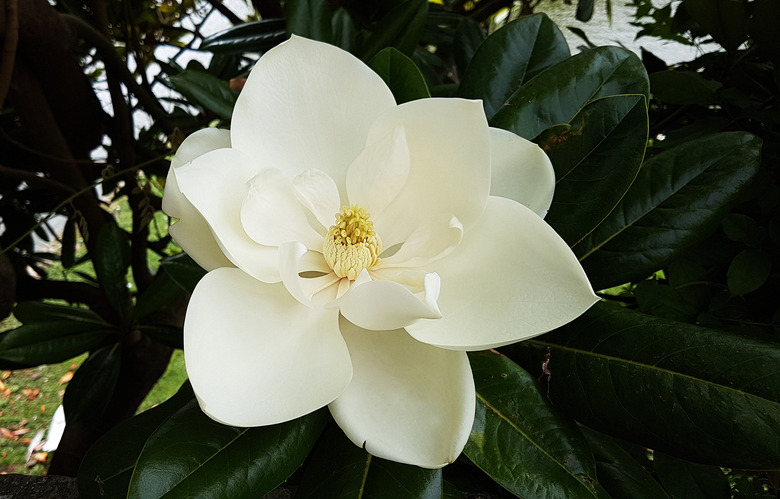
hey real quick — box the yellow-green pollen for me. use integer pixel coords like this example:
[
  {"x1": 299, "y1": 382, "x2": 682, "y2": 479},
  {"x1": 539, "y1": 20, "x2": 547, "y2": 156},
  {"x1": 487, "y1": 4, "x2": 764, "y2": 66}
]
[{"x1": 323, "y1": 205, "x2": 382, "y2": 280}]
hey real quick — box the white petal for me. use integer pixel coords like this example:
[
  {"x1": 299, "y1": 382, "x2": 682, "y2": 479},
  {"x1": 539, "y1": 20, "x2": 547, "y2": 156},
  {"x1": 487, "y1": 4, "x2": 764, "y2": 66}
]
[
  {"x1": 407, "y1": 197, "x2": 598, "y2": 350},
  {"x1": 292, "y1": 169, "x2": 341, "y2": 230},
  {"x1": 378, "y1": 214, "x2": 463, "y2": 268},
  {"x1": 231, "y1": 36, "x2": 396, "y2": 199},
  {"x1": 329, "y1": 318, "x2": 475, "y2": 468},
  {"x1": 346, "y1": 125, "x2": 410, "y2": 219},
  {"x1": 185, "y1": 268, "x2": 352, "y2": 427},
  {"x1": 489, "y1": 127, "x2": 555, "y2": 218},
  {"x1": 337, "y1": 274, "x2": 441, "y2": 331},
  {"x1": 163, "y1": 128, "x2": 233, "y2": 271},
  {"x1": 367, "y1": 99, "x2": 491, "y2": 247},
  {"x1": 175, "y1": 148, "x2": 280, "y2": 283},
  {"x1": 169, "y1": 220, "x2": 232, "y2": 271},
  {"x1": 279, "y1": 242, "x2": 340, "y2": 307},
  {"x1": 241, "y1": 169, "x2": 323, "y2": 250},
  {"x1": 170, "y1": 128, "x2": 232, "y2": 170}
]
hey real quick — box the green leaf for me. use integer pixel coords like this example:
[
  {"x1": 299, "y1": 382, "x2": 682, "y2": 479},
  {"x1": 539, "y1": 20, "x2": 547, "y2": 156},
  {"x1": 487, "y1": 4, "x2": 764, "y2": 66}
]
[
  {"x1": 653, "y1": 452, "x2": 730, "y2": 499},
  {"x1": 683, "y1": 0, "x2": 748, "y2": 51},
  {"x1": 357, "y1": 0, "x2": 428, "y2": 61},
  {"x1": 504, "y1": 302, "x2": 780, "y2": 469},
  {"x1": 649, "y1": 71, "x2": 721, "y2": 105},
  {"x1": 170, "y1": 71, "x2": 238, "y2": 120},
  {"x1": 576, "y1": 0, "x2": 595, "y2": 22},
  {"x1": 0, "y1": 302, "x2": 112, "y2": 366},
  {"x1": 285, "y1": 0, "x2": 333, "y2": 43},
  {"x1": 160, "y1": 253, "x2": 207, "y2": 293},
  {"x1": 491, "y1": 46, "x2": 649, "y2": 140},
  {"x1": 63, "y1": 344, "x2": 122, "y2": 424},
  {"x1": 134, "y1": 268, "x2": 183, "y2": 322},
  {"x1": 464, "y1": 351, "x2": 606, "y2": 499},
  {"x1": 578, "y1": 132, "x2": 762, "y2": 290},
  {"x1": 78, "y1": 383, "x2": 195, "y2": 499},
  {"x1": 199, "y1": 19, "x2": 287, "y2": 54},
  {"x1": 331, "y1": 8, "x2": 355, "y2": 51},
  {"x1": 727, "y1": 248, "x2": 773, "y2": 296},
  {"x1": 94, "y1": 224, "x2": 131, "y2": 318},
  {"x1": 458, "y1": 13, "x2": 570, "y2": 121},
  {"x1": 541, "y1": 94, "x2": 648, "y2": 248},
  {"x1": 452, "y1": 17, "x2": 485, "y2": 79},
  {"x1": 127, "y1": 405, "x2": 328, "y2": 498},
  {"x1": 581, "y1": 428, "x2": 669, "y2": 499},
  {"x1": 369, "y1": 47, "x2": 430, "y2": 104},
  {"x1": 297, "y1": 424, "x2": 442, "y2": 498}
]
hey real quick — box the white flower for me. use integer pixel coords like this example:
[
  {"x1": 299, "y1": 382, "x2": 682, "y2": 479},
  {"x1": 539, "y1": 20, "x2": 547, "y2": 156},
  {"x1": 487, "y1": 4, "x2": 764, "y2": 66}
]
[{"x1": 162, "y1": 36, "x2": 597, "y2": 468}]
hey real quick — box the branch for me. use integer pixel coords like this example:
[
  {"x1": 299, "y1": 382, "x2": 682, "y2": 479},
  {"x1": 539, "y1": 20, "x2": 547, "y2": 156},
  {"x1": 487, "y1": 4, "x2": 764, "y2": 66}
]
[
  {"x1": 205, "y1": 0, "x2": 242, "y2": 25},
  {"x1": 61, "y1": 14, "x2": 175, "y2": 136},
  {"x1": 0, "y1": 0, "x2": 18, "y2": 106},
  {"x1": 0, "y1": 164, "x2": 78, "y2": 194}
]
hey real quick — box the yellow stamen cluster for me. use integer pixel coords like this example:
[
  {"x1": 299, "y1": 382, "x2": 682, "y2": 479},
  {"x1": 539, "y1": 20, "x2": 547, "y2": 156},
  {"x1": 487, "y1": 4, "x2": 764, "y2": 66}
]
[{"x1": 323, "y1": 205, "x2": 382, "y2": 280}]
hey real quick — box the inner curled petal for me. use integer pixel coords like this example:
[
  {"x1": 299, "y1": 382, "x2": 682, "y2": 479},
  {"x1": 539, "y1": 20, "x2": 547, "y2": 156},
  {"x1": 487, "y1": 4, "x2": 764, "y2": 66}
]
[{"x1": 323, "y1": 205, "x2": 382, "y2": 280}]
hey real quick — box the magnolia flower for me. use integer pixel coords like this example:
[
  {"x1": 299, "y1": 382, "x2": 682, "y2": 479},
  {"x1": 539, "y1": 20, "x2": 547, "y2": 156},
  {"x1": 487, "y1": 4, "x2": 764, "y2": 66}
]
[{"x1": 162, "y1": 36, "x2": 597, "y2": 468}]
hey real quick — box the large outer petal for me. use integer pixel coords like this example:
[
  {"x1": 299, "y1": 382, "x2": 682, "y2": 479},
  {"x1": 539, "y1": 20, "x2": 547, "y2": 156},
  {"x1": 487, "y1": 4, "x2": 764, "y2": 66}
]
[
  {"x1": 163, "y1": 128, "x2": 233, "y2": 271},
  {"x1": 489, "y1": 127, "x2": 556, "y2": 218},
  {"x1": 329, "y1": 317, "x2": 475, "y2": 468},
  {"x1": 185, "y1": 268, "x2": 352, "y2": 427},
  {"x1": 175, "y1": 148, "x2": 280, "y2": 283},
  {"x1": 351, "y1": 98, "x2": 491, "y2": 247},
  {"x1": 406, "y1": 196, "x2": 598, "y2": 350},
  {"x1": 230, "y1": 36, "x2": 396, "y2": 199}
]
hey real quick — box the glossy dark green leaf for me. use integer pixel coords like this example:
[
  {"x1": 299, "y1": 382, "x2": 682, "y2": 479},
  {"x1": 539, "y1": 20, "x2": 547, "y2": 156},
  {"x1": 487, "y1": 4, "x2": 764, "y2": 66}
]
[
  {"x1": 134, "y1": 268, "x2": 183, "y2": 321},
  {"x1": 369, "y1": 47, "x2": 430, "y2": 104},
  {"x1": 727, "y1": 248, "x2": 773, "y2": 296},
  {"x1": 63, "y1": 344, "x2": 122, "y2": 424},
  {"x1": 78, "y1": 383, "x2": 194, "y2": 499},
  {"x1": 199, "y1": 19, "x2": 287, "y2": 54},
  {"x1": 357, "y1": 0, "x2": 428, "y2": 61},
  {"x1": 94, "y1": 224, "x2": 131, "y2": 318},
  {"x1": 464, "y1": 351, "x2": 606, "y2": 499},
  {"x1": 285, "y1": 0, "x2": 333, "y2": 43},
  {"x1": 297, "y1": 424, "x2": 442, "y2": 498},
  {"x1": 491, "y1": 46, "x2": 649, "y2": 140},
  {"x1": 0, "y1": 302, "x2": 112, "y2": 366},
  {"x1": 170, "y1": 71, "x2": 238, "y2": 120},
  {"x1": 540, "y1": 94, "x2": 648, "y2": 248},
  {"x1": 453, "y1": 17, "x2": 485, "y2": 79},
  {"x1": 653, "y1": 452, "x2": 730, "y2": 499},
  {"x1": 578, "y1": 133, "x2": 762, "y2": 290},
  {"x1": 127, "y1": 405, "x2": 328, "y2": 498},
  {"x1": 458, "y1": 14, "x2": 570, "y2": 121},
  {"x1": 581, "y1": 427, "x2": 669, "y2": 499},
  {"x1": 504, "y1": 302, "x2": 780, "y2": 469},
  {"x1": 160, "y1": 253, "x2": 207, "y2": 293}
]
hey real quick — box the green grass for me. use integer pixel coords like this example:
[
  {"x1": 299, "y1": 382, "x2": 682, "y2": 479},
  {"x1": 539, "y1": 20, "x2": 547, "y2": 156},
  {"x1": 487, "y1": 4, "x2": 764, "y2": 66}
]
[
  {"x1": 1, "y1": 189, "x2": 188, "y2": 474},
  {"x1": 0, "y1": 314, "x2": 187, "y2": 475}
]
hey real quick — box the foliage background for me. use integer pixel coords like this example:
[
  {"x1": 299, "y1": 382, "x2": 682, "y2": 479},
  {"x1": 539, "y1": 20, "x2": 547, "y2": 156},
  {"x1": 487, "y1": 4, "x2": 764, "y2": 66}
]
[{"x1": 0, "y1": 0, "x2": 778, "y2": 497}]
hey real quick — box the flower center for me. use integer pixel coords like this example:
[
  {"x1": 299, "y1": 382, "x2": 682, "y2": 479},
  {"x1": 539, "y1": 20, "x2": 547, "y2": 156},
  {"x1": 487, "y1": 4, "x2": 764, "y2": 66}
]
[{"x1": 323, "y1": 205, "x2": 382, "y2": 280}]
